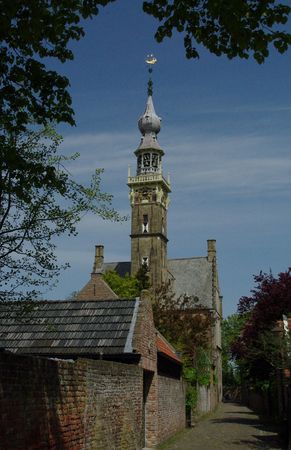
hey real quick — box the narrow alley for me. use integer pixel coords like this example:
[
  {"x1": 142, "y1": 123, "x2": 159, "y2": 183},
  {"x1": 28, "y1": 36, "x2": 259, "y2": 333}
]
[{"x1": 159, "y1": 402, "x2": 286, "y2": 450}]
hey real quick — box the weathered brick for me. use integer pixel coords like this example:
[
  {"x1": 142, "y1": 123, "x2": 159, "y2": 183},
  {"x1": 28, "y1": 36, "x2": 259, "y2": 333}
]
[{"x1": 0, "y1": 353, "x2": 143, "y2": 450}]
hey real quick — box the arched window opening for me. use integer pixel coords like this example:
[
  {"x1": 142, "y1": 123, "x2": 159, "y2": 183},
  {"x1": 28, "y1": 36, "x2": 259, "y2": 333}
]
[{"x1": 142, "y1": 214, "x2": 149, "y2": 233}]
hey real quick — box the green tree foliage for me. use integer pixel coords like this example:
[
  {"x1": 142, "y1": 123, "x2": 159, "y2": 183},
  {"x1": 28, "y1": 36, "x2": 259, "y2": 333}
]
[
  {"x1": 135, "y1": 263, "x2": 151, "y2": 291},
  {"x1": 103, "y1": 263, "x2": 150, "y2": 298},
  {"x1": 152, "y1": 280, "x2": 213, "y2": 359},
  {"x1": 183, "y1": 368, "x2": 198, "y2": 412},
  {"x1": 0, "y1": 1, "x2": 127, "y2": 300},
  {"x1": 152, "y1": 281, "x2": 215, "y2": 412},
  {"x1": 103, "y1": 271, "x2": 140, "y2": 298},
  {"x1": 232, "y1": 269, "x2": 291, "y2": 385},
  {"x1": 1, "y1": 0, "x2": 290, "y2": 140},
  {"x1": 184, "y1": 347, "x2": 212, "y2": 385},
  {"x1": 222, "y1": 314, "x2": 246, "y2": 386},
  {"x1": 0, "y1": 0, "x2": 115, "y2": 134},
  {"x1": 0, "y1": 127, "x2": 122, "y2": 301},
  {"x1": 143, "y1": 0, "x2": 291, "y2": 63}
]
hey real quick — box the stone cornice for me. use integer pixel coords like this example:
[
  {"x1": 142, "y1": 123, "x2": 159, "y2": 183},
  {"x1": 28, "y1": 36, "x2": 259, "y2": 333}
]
[{"x1": 127, "y1": 173, "x2": 171, "y2": 192}]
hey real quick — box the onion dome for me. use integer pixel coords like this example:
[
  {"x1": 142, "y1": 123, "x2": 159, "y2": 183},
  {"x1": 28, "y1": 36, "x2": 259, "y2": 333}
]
[
  {"x1": 138, "y1": 95, "x2": 161, "y2": 136},
  {"x1": 136, "y1": 93, "x2": 163, "y2": 153}
]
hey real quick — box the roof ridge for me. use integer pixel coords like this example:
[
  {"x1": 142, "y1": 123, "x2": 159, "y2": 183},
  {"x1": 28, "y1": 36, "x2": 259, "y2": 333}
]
[{"x1": 168, "y1": 256, "x2": 208, "y2": 261}]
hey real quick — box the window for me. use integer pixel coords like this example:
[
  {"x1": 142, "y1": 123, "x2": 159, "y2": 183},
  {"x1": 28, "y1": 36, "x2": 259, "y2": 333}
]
[
  {"x1": 143, "y1": 153, "x2": 151, "y2": 167},
  {"x1": 152, "y1": 153, "x2": 159, "y2": 168},
  {"x1": 142, "y1": 214, "x2": 149, "y2": 233},
  {"x1": 142, "y1": 256, "x2": 149, "y2": 267},
  {"x1": 137, "y1": 155, "x2": 142, "y2": 170}
]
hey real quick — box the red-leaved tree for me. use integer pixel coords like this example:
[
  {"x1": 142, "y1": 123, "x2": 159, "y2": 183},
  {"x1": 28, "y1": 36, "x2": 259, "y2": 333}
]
[{"x1": 232, "y1": 268, "x2": 291, "y2": 381}]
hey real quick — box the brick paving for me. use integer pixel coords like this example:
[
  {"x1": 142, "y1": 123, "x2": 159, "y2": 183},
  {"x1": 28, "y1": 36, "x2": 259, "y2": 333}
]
[{"x1": 159, "y1": 402, "x2": 286, "y2": 450}]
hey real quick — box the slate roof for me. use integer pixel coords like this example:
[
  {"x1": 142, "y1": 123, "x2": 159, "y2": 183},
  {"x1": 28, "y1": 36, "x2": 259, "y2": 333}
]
[
  {"x1": 0, "y1": 299, "x2": 138, "y2": 357},
  {"x1": 167, "y1": 257, "x2": 213, "y2": 309},
  {"x1": 104, "y1": 257, "x2": 214, "y2": 309},
  {"x1": 103, "y1": 261, "x2": 131, "y2": 277}
]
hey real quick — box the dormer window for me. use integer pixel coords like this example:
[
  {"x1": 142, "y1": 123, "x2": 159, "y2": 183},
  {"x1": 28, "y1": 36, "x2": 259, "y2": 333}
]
[{"x1": 142, "y1": 214, "x2": 149, "y2": 233}]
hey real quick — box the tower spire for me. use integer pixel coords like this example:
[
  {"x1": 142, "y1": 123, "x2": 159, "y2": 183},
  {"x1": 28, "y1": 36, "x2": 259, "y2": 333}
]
[
  {"x1": 146, "y1": 54, "x2": 157, "y2": 96},
  {"x1": 136, "y1": 54, "x2": 163, "y2": 173},
  {"x1": 128, "y1": 55, "x2": 171, "y2": 289}
]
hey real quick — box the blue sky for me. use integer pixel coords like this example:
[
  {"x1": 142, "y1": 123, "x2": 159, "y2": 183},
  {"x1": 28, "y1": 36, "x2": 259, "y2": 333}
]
[{"x1": 48, "y1": 1, "x2": 291, "y2": 317}]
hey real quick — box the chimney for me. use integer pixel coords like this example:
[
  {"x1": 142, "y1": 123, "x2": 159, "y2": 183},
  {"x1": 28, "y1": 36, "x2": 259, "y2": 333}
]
[
  {"x1": 207, "y1": 239, "x2": 216, "y2": 262},
  {"x1": 92, "y1": 245, "x2": 104, "y2": 273}
]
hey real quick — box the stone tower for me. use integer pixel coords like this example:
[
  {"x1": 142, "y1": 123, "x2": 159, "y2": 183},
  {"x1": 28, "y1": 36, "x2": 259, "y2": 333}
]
[{"x1": 128, "y1": 64, "x2": 171, "y2": 289}]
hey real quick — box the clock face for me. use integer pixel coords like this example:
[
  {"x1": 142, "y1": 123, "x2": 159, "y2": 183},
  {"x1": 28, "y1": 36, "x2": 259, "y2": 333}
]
[
  {"x1": 143, "y1": 153, "x2": 151, "y2": 167},
  {"x1": 152, "y1": 153, "x2": 158, "y2": 168}
]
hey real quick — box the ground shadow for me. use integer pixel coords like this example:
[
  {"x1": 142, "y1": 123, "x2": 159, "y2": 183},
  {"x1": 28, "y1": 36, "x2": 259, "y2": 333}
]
[
  {"x1": 212, "y1": 416, "x2": 266, "y2": 427},
  {"x1": 232, "y1": 437, "x2": 283, "y2": 449},
  {"x1": 212, "y1": 404, "x2": 287, "y2": 449}
]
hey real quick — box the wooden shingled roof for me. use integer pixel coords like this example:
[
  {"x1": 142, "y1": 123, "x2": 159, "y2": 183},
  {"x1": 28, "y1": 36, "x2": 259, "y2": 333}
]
[{"x1": 0, "y1": 299, "x2": 138, "y2": 357}]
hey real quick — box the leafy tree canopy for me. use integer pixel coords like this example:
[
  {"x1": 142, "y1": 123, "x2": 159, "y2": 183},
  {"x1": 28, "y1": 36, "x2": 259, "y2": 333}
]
[
  {"x1": 152, "y1": 280, "x2": 215, "y2": 411},
  {"x1": 0, "y1": 0, "x2": 115, "y2": 134},
  {"x1": 103, "y1": 263, "x2": 150, "y2": 298},
  {"x1": 232, "y1": 268, "x2": 291, "y2": 382},
  {"x1": 103, "y1": 270, "x2": 140, "y2": 298},
  {"x1": 235, "y1": 268, "x2": 291, "y2": 350},
  {"x1": 143, "y1": 0, "x2": 291, "y2": 63},
  {"x1": 152, "y1": 280, "x2": 213, "y2": 359},
  {"x1": 0, "y1": 126, "x2": 123, "y2": 301},
  {"x1": 221, "y1": 314, "x2": 246, "y2": 386},
  {"x1": 1, "y1": 1, "x2": 290, "y2": 140},
  {"x1": 135, "y1": 263, "x2": 151, "y2": 291}
]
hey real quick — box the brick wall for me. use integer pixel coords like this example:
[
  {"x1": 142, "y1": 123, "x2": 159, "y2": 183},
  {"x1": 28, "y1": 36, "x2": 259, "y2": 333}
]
[
  {"x1": 0, "y1": 352, "x2": 143, "y2": 450},
  {"x1": 132, "y1": 290, "x2": 158, "y2": 448},
  {"x1": 157, "y1": 374, "x2": 186, "y2": 442},
  {"x1": 133, "y1": 290, "x2": 157, "y2": 373},
  {"x1": 75, "y1": 273, "x2": 118, "y2": 301}
]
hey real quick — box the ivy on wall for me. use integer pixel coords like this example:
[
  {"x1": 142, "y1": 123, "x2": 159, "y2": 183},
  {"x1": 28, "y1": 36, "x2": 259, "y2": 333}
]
[{"x1": 183, "y1": 347, "x2": 212, "y2": 411}]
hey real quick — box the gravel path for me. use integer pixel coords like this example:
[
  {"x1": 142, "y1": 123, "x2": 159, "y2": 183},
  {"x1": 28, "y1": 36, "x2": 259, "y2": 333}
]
[{"x1": 159, "y1": 402, "x2": 286, "y2": 450}]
